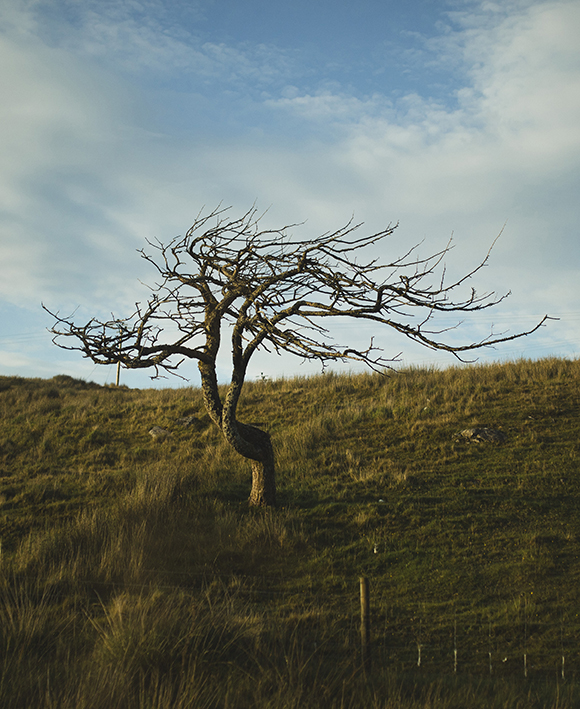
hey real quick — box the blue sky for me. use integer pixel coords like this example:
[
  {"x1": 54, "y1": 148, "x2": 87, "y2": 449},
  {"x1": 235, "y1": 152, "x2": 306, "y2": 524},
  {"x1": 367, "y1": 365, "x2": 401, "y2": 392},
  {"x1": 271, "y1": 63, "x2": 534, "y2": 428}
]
[{"x1": 1, "y1": 0, "x2": 579, "y2": 387}]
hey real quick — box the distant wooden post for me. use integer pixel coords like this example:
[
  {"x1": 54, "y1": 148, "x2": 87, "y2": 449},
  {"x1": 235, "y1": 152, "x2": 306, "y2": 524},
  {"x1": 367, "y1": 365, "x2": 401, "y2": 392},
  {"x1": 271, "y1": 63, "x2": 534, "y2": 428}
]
[{"x1": 360, "y1": 577, "x2": 371, "y2": 671}]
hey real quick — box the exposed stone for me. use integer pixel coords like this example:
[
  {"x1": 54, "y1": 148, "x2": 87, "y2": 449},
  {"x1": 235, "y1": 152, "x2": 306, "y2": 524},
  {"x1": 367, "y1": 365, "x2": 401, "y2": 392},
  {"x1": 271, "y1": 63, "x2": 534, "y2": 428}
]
[
  {"x1": 176, "y1": 415, "x2": 202, "y2": 429},
  {"x1": 149, "y1": 426, "x2": 171, "y2": 441},
  {"x1": 459, "y1": 427, "x2": 506, "y2": 444}
]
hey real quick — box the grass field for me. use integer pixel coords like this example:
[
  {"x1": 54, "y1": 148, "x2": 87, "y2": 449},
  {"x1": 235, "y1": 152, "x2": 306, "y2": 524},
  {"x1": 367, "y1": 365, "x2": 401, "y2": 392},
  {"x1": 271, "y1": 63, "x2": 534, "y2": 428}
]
[{"x1": 1, "y1": 357, "x2": 580, "y2": 707}]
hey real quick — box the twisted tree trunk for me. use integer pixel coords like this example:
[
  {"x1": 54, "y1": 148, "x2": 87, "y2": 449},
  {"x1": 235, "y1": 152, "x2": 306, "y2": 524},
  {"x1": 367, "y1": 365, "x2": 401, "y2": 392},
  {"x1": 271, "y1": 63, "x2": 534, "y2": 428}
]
[
  {"x1": 242, "y1": 424, "x2": 276, "y2": 507},
  {"x1": 199, "y1": 360, "x2": 276, "y2": 506},
  {"x1": 222, "y1": 418, "x2": 276, "y2": 507}
]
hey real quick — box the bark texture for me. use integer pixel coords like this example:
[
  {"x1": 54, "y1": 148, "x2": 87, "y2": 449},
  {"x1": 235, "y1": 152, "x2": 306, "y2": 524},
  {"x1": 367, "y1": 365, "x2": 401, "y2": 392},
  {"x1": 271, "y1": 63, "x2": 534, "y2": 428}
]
[
  {"x1": 200, "y1": 361, "x2": 276, "y2": 506},
  {"x1": 246, "y1": 427, "x2": 276, "y2": 507}
]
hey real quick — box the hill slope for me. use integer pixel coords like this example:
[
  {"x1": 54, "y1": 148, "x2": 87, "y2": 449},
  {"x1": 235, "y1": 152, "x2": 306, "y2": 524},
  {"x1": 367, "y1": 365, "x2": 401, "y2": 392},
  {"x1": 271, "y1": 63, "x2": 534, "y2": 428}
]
[{"x1": 1, "y1": 358, "x2": 580, "y2": 707}]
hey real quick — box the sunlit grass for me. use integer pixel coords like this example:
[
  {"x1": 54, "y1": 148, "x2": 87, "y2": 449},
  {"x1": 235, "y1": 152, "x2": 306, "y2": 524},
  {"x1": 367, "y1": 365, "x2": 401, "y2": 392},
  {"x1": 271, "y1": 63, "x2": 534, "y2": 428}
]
[{"x1": 1, "y1": 358, "x2": 580, "y2": 706}]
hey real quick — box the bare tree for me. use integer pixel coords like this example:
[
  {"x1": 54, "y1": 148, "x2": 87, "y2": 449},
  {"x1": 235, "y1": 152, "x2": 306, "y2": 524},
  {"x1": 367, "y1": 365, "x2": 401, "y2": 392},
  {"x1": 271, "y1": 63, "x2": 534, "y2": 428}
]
[{"x1": 45, "y1": 206, "x2": 548, "y2": 506}]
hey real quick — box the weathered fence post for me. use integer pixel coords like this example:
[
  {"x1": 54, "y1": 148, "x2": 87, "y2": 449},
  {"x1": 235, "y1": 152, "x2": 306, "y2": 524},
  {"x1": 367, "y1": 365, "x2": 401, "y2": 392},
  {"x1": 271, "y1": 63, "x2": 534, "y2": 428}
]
[
  {"x1": 488, "y1": 619, "x2": 493, "y2": 676},
  {"x1": 360, "y1": 577, "x2": 371, "y2": 672},
  {"x1": 523, "y1": 602, "x2": 528, "y2": 679},
  {"x1": 453, "y1": 615, "x2": 458, "y2": 673},
  {"x1": 561, "y1": 618, "x2": 566, "y2": 681}
]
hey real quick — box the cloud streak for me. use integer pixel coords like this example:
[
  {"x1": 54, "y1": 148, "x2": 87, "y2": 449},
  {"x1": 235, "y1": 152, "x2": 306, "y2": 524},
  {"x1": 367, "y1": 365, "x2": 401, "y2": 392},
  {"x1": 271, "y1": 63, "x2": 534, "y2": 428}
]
[{"x1": 1, "y1": 0, "x2": 579, "y2": 385}]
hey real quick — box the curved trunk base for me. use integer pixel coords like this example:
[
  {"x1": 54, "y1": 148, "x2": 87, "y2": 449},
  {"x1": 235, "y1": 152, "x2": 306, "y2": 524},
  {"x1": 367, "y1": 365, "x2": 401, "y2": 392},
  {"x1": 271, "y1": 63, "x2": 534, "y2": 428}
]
[
  {"x1": 232, "y1": 422, "x2": 276, "y2": 507},
  {"x1": 248, "y1": 456, "x2": 276, "y2": 506}
]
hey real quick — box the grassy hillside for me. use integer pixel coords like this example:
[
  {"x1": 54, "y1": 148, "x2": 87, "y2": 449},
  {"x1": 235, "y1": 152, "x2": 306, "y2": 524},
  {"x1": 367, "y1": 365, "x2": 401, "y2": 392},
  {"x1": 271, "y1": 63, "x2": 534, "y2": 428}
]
[{"x1": 1, "y1": 358, "x2": 580, "y2": 707}]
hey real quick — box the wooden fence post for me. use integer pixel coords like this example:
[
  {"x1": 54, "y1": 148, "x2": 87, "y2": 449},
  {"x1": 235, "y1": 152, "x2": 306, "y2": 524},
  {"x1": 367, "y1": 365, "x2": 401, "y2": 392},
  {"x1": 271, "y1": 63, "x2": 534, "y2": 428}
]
[{"x1": 360, "y1": 577, "x2": 371, "y2": 672}]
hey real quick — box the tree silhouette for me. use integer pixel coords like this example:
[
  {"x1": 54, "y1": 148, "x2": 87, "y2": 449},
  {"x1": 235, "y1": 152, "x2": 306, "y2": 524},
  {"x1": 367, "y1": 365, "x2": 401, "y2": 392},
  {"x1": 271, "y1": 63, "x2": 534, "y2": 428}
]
[{"x1": 46, "y1": 206, "x2": 548, "y2": 506}]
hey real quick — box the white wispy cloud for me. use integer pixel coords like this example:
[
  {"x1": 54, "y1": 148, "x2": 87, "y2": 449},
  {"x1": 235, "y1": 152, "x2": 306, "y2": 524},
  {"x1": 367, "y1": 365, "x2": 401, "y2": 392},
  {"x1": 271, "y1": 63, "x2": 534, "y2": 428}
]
[
  {"x1": 0, "y1": 0, "x2": 578, "y2": 383},
  {"x1": 206, "y1": 0, "x2": 580, "y2": 361},
  {"x1": 24, "y1": 0, "x2": 300, "y2": 94},
  {"x1": 0, "y1": 28, "x2": 149, "y2": 305}
]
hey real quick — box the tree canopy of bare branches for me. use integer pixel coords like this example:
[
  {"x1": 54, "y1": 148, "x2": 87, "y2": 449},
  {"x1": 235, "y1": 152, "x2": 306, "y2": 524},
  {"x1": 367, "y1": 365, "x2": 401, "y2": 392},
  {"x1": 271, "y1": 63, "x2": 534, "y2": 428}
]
[{"x1": 45, "y1": 206, "x2": 548, "y2": 506}]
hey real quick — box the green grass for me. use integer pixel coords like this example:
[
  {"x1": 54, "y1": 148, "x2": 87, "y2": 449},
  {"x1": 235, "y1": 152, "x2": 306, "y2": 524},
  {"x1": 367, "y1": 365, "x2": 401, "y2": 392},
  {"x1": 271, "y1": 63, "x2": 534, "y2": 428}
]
[{"x1": 1, "y1": 358, "x2": 580, "y2": 707}]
